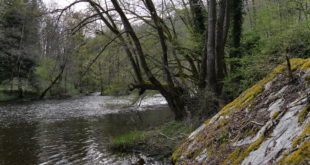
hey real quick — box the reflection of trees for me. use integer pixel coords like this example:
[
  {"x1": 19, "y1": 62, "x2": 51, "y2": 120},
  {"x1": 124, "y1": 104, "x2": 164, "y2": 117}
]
[
  {"x1": 0, "y1": 105, "x2": 173, "y2": 164},
  {"x1": 0, "y1": 122, "x2": 39, "y2": 165},
  {"x1": 35, "y1": 119, "x2": 92, "y2": 164},
  {"x1": 96, "y1": 106, "x2": 173, "y2": 137}
]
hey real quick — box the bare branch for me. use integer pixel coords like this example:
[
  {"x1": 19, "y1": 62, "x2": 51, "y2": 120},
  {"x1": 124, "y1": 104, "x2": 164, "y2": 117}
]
[
  {"x1": 80, "y1": 31, "x2": 127, "y2": 78},
  {"x1": 53, "y1": 0, "x2": 87, "y2": 23}
]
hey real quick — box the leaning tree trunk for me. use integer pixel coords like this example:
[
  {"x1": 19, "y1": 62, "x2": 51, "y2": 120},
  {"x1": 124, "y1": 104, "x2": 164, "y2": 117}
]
[
  {"x1": 111, "y1": 0, "x2": 187, "y2": 120},
  {"x1": 39, "y1": 63, "x2": 66, "y2": 99},
  {"x1": 87, "y1": 0, "x2": 143, "y2": 85},
  {"x1": 144, "y1": 0, "x2": 175, "y2": 88}
]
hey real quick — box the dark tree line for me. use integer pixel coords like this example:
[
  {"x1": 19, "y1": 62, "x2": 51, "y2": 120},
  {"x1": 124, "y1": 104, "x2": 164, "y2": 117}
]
[{"x1": 0, "y1": 0, "x2": 41, "y2": 97}]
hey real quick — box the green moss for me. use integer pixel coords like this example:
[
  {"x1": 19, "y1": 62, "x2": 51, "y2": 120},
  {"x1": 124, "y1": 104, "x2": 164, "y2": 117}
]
[
  {"x1": 216, "y1": 132, "x2": 229, "y2": 144},
  {"x1": 277, "y1": 141, "x2": 310, "y2": 165},
  {"x1": 192, "y1": 148, "x2": 208, "y2": 160},
  {"x1": 292, "y1": 122, "x2": 310, "y2": 148},
  {"x1": 301, "y1": 59, "x2": 310, "y2": 70},
  {"x1": 306, "y1": 74, "x2": 310, "y2": 81},
  {"x1": 221, "y1": 148, "x2": 241, "y2": 165},
  {"x1": 298, "y1": 106, "x2": 309, "y2": 123},
  {"x1": 272, "y1": 111, "x2": 280, "y2": 120},
  {"x1": 230, "y1": 135, "x2": 265, "y2": 165},
  {"x1": 272, "y1": 64, "x2": 287, "y2": 74},
  {"x1": 275, "y1": 58, "x2": 309, "y2": 73},
  {"x1": 215, "y1": 118, "x2": 229, "y2": 129},
  {"x1": 204, "y1": 118, "x2": 212, "y2": 125},
  {"x1": 172, "y1": 142, "x2": 186, "y2": 163},
  {"x1": 290, "y1": 58, "x2": 308, "y2": 71},
  {"x1": 242, "y1": 127, "x2": 259, "y2": 138},
  {"x1": 270, "y1": 59, "x2": 309, "y2": 79},
  {"x1": 219, "y1": 78, "x2": 265, "y2": 116}
]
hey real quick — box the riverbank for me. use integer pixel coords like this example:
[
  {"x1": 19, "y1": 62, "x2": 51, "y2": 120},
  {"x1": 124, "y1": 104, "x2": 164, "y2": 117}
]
[
  {"x1": 0, "y1": 88, "x2": 39, "y2": 102},
  {"x1": 0, "y1": 88, "x2": 97, "y2": 102},
  {"x1": 109, "y1": 121, "x2": 196, "y2": 161}
]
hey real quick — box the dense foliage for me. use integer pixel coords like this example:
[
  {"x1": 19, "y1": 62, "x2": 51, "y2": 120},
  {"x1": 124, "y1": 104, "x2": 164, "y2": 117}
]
[{"x1": 224, "y1": 0, "x2": 310, "y2": 100}]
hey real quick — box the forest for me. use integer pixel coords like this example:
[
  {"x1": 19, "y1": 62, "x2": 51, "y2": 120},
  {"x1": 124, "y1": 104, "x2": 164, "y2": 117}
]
[
  {"x1": 1, "y1": 0, "x2": 309, "y2": 118},
  {"x1": 0, "y1": 0, "x2": 309, "y2": 164}
]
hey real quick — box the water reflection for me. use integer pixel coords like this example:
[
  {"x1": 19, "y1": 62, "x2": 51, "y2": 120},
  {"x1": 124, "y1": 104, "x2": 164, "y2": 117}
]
[
  {"x1": 0, "y1": 96, "x2": 173, "y2": 165},
  {"x1": 0, "y1": 122, "x2": 39, "y2": 165}
]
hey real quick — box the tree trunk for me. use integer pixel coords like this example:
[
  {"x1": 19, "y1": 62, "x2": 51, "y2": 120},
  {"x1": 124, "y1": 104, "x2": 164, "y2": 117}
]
[
  {"x1": 189, "y1": 0, "x2": 206, "y2": 35},
  {"x1": 215, "y1": 0, "x2": 227, "y2": 95},
  {"x1": 230, "y1": 0, "x2": 243, "y2": 71},
  {"x1": 40, "y1": 63, "x2": 66, "y2": 99},
  {"x1": 87, "y1": 0, "x2": 143, "y2": 84},
  {"x1": 18, "y1": 77, "x2": 23, "y2": 98},
  {"x1": 111, "y1": 0, "x2": 186, "y2": 120},
  {"x1": 244, "y1": 0, "x2": 254, "y2": 29},
  {"x1": 198, "y1": 35, "x2": 208, "y2": 89},
  {"x1": 111, "y1": 0, "x2": 161, "y2": 88},
  {"x1": 144, "y1": 0, "x2": 175, "y2": 88},
  {"x1": 164, "y1": 93, "x2": 186, "y2": 120},
  {"x1": 207, "y1": 0, "x2": 217, "y2": 93},
  {"x1": 252, "y1": 0, "x2": 257, "y2": 26}
]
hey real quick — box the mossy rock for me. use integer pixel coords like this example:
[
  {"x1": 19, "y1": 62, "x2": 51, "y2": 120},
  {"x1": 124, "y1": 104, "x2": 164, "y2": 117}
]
[{"x1": 173, "y1": 58, "x2": 310, "y2": 165}]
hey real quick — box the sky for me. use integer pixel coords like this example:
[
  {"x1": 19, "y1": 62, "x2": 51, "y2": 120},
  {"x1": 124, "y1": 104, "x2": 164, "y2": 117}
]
[
  {"x1": 42, "y1": 0, "x2": 166, "y2": 10},
  {"x1": 42, "y1": 0, "x2": 88, "y2": 11}
]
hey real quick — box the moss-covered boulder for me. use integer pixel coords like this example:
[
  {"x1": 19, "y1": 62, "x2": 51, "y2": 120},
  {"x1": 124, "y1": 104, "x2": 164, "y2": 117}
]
[{"x1": 173, "y1": 58, "x2": 310, "y2": 165}]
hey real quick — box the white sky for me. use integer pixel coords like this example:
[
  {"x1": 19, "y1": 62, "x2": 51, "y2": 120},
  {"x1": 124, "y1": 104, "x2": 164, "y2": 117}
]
[
  {"x1": 42, "y1": 0, "x2": 172, "y2": 10},
  {"x1": 43, "y1": 0, "x2": 88, "y2": 11}
]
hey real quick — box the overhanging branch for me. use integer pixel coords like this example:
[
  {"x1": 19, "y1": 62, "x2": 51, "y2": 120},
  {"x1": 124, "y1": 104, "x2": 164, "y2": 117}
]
[{"x1": 80, "y1": 31, "x2": 127, "y2": 78}]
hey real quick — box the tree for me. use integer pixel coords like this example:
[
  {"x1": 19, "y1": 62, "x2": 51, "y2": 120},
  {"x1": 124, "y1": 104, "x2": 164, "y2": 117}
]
[
  {"x1": 0, "y1": 0, "x2": 41, "y2": 97},
  {"x1": 38, "y1": 11, "x2": 86, "y2": 98},
  {"x1": 189, "y1": 0, "x2": 206, "y2": 54},
  {"x1": 206, "y1": 0, "x2": 217, "y2": 93},
  {"x1": 230, "y1": 0, "x2": 243, "y2": 71},
  {"x1": 56, "y1": 0, "x2": 232, "y2": 120}
]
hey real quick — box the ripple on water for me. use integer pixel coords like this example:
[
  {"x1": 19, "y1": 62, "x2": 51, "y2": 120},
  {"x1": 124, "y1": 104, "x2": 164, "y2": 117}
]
[{"x1": 0, "y1": 95, "x2": 172, "y2": 165}]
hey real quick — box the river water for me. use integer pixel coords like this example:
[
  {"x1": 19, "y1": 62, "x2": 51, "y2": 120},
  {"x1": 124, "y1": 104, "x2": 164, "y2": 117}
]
[{"x1": 0, "y1": 94, "x2": 174, "y2": 165}]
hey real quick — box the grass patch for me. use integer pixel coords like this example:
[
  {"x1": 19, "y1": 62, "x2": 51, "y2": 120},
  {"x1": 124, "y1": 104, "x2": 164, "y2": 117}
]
[
  {"x1": 0, "y1": 92, "x2": 18, "y2": 102},
  {"x1": 0, "y1": 86, "x2": 39, "y2": 102},
  {"x1": 111, "y1": 131, "x2": 147, "y2": 151},
  {"x1": 159, "y1": 121, "x2": 193, "y2": 135},
  {"x1": 109, "y1": 121, "x2": 195, "y2": 159}
]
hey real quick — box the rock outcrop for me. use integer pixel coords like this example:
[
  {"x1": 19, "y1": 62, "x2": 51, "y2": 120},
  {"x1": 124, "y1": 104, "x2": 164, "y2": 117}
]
[{"x1": 173, "y1": 58, "x2": 310, "y2": 165}]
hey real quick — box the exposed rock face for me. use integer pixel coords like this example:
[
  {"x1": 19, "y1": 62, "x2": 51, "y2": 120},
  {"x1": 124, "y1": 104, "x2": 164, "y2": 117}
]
[{"x1": 173, "y1": 58, "x2": 310, "y2": 165}]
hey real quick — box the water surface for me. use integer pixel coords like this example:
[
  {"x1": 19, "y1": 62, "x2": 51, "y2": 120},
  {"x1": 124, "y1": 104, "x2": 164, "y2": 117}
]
[{"x1": 0, "y1": 94, "x2": 173, "y2": 165}]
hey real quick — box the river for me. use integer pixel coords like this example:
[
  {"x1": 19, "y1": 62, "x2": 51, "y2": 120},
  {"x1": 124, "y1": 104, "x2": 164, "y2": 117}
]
[{"x1": 0, "y1": 94, "x2": 174, "y2": 165}]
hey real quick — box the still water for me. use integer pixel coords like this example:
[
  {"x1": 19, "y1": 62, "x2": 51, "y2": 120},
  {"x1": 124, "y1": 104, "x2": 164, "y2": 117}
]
[{"x1": 0, "y1": 94, "x2": 174, "y2": 165}]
